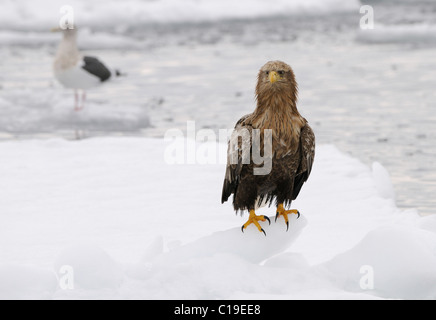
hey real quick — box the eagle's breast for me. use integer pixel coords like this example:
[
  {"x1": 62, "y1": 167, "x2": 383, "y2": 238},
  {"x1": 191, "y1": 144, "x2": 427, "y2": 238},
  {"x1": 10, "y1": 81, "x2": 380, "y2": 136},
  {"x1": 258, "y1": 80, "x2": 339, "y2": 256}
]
[{"x1": 251, "y1": 109, "x2": 305, "y2": 159}]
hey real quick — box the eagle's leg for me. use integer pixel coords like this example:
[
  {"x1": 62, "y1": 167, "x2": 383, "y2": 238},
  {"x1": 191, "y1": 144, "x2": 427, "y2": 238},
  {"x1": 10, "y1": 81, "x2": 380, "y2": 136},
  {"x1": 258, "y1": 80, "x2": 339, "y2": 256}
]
[
  {"x1": 275, "y1": 203, "x2": 300, "y2": 231},
  {"x1": 241, "y1": 209, "x2": 271, "y2": 236}
]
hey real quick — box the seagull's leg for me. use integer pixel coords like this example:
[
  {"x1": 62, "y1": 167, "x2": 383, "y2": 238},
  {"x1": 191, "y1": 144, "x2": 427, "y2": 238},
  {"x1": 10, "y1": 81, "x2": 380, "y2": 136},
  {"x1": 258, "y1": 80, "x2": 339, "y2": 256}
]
[
  {"x1": 80, "y1": 91, "x2": 87, "y2": 110},
  {"x1": 74, "y1": 90, "x2": 80, "y2": 111}
]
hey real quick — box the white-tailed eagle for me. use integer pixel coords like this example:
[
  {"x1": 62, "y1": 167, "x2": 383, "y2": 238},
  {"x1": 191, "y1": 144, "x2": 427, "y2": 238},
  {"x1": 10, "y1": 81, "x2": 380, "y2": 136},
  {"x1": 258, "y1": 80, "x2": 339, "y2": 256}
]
[{"x1": 222, "y1": 61, "x2": 315, "y2": 235}]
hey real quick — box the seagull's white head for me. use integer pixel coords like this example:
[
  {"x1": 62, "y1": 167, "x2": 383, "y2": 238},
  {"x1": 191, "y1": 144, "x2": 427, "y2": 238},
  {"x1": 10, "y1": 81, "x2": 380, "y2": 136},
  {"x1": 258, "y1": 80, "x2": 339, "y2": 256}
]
[{"x1": 51, "y1": 25, "x2": 78, "y2": 39}]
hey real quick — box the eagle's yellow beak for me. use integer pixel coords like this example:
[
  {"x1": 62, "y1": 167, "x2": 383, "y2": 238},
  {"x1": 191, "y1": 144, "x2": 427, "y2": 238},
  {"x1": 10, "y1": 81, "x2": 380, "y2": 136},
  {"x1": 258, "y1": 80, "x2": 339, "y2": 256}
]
[{"x1": 269, "y1": 71, "x2": 279, "y2": 84}]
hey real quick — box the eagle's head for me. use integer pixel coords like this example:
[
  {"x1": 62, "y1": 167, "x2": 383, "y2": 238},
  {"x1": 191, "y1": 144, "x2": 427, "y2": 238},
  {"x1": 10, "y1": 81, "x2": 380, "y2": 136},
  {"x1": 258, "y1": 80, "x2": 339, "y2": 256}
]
[{"x1": 256, "y1": 61, "x2": 298, "y2": 108}]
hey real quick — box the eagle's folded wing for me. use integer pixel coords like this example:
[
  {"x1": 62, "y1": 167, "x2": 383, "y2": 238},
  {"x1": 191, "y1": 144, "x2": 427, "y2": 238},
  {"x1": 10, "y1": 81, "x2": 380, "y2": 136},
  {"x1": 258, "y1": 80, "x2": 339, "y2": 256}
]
[
  {"x1": 221, "y1": 115, "x2": 252, "y2": 204},
  {"x1": 292, "y1": 123, "x2": 315, "y2": 200}
]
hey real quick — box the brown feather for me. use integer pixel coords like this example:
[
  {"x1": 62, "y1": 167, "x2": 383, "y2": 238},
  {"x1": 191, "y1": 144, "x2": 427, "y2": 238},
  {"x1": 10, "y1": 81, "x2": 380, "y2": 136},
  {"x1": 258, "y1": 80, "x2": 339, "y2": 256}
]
[
  {"x1": 221, "y1": 61, "x2": 315, "y2": 213},
  {"x1": 250, "y1": 61, "x2": 305, "y2": 158}
]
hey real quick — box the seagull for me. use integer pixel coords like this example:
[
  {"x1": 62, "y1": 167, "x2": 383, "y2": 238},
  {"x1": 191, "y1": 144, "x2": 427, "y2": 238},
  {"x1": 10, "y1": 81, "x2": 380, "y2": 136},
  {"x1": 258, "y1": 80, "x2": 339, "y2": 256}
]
[{"x1": 52, "y1": 26, "x2": 121, "y2": 111}]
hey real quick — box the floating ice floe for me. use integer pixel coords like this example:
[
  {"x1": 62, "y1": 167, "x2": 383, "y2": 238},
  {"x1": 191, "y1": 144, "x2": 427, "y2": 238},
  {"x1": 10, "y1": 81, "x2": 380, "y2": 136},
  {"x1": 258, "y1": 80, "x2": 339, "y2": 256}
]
[{"x1": 0, "y1": 138, "x2": 433, "y2": 300}]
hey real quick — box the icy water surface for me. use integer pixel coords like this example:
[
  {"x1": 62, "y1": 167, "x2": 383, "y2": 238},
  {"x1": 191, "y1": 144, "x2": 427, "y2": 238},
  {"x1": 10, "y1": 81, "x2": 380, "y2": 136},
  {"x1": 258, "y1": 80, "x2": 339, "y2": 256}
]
[{"x1": 0, "y1": 12, "x2": 435, "y2": 216}]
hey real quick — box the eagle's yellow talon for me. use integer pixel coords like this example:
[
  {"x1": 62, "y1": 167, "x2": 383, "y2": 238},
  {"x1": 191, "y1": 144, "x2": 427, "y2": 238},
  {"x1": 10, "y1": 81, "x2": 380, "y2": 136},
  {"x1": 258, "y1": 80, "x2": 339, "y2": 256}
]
[
  {"x1": 276, "y1": 204, "x2": 300, "y2": 231},
  {"x1": 241, "y1": 210, "x2": 270, "y2": 235}
]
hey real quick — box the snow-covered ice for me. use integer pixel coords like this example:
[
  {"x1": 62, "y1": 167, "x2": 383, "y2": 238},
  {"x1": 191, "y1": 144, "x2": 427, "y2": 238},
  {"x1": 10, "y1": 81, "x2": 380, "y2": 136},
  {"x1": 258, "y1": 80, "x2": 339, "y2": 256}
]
[
  {"x1": 357, "y1": 24, "x2": 436, "y2": 45},
  {"x1": 323, "y1": 226, "x2": 436, "y2": 300},
  {"x1": 1, "y1": 0, "x2": 436, "y2": 301},
  {"x1": 0, "y1": 137, "x2": 433, "y2": 300},
  {"x1": 1, "y1": 0, "x2": 435, "y2": 216},
  {"x1": 0, "y1": 0, "x2": 359, "y2": 32}
]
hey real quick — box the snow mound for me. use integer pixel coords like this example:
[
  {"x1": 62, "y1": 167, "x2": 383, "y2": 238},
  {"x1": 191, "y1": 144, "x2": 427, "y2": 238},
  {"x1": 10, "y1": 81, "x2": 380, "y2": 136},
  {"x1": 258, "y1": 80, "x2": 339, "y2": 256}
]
[
  {"x1": 0, "y1": 265, "x2": 57, "y2": 300},
  {"x1": 54, "y1": 245, "x2": 124, "y2": 290},
  {"x1": 418, "y1": 215, "x2": 436, "y2": 234},
  {"x1": 152, "y1": 215, "x2": 307, "y2": 266},
  {"x1": 322, "y1": 226, "x2": 436, "y2": 300},
  {"x1": 122, "y1": 217, "x2": 307, "y2": 299},
  {"x1": 0, "y1": 137, "x2": 428, "y2": 299},
  {"x1": 372, "y1": 162, "x2": 395, "y2": 200}
]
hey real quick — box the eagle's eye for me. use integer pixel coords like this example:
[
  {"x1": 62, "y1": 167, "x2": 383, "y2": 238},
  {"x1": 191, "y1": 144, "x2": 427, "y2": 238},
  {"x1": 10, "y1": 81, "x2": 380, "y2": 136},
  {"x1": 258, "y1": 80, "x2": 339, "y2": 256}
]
[
  {"x1": 265, "y1": 71, "x2": 270, "y2": 76},
  {"x1": 278, "y1": 70, "x2": 285, "y2": 76}
]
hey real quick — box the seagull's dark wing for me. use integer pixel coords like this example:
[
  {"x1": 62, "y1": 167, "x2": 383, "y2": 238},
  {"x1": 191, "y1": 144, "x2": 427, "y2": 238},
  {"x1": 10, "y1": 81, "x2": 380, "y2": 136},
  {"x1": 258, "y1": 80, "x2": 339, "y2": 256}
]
[{"x1": 81, "y1": 56, "x2": 112, "y2": 82}]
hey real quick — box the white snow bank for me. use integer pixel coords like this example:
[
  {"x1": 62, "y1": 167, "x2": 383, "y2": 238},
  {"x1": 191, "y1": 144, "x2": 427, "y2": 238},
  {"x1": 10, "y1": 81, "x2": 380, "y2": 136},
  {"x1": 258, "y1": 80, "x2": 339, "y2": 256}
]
[
  {"x1": 150, "y1": 215, "x2": 307, "y2": 266},
  {"x1": 122, "y1": 218, "x2": 307, "y2": 299},
  {"x1": 0, "y1": 265, "x2": 57, "y2": 300},
  {"x1": 0, "y1": 0, "x2": 361, "y2": 48},
  {"x1": 0, "y1": 137, "x2": 430, "y2": 300},
  {"x1": 357, "y1": 24, "x2": 436, "y2": 45},
  {"x1": 322, "y1": 226, "x2": 436, "y2": 299},
  {"x1": 419, "y1": 215, "x2": 436, "y2": 234},
  {"x1": 372, "y1": 161, "x2": 396, "y2": 200},
  {"x1": 54, "y1": 245, "x2": 124, "y2": 290},
  {"x1": 0, "y1": 0, "x2": 360, "y2": 31}
]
